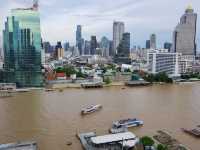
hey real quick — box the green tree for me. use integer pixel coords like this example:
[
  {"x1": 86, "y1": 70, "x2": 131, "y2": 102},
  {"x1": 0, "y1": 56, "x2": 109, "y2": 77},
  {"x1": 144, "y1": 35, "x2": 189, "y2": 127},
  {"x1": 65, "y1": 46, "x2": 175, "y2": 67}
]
[
  {"x1": 157, "y1": 144, "x2": 168, "y2": 150},
  {"x1": 104, "y1": 77, "x2": 111, "y2": 85},
  {"x1": 140, "y1": 136, "x2": 155, "y2": 147},
  {"x1": 65, "y1": 66, "x2": 76, "y2": 77},
  {"x1": 55, "y1": 67, "x2": 65, "y2": 73}
]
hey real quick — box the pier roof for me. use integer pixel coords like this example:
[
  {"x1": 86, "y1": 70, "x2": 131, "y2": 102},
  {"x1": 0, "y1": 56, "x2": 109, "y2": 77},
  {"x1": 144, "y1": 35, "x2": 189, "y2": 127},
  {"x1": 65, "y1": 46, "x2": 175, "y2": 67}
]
[{"x1": 91, "y1": 132, "x2": 136, "y2": 145}]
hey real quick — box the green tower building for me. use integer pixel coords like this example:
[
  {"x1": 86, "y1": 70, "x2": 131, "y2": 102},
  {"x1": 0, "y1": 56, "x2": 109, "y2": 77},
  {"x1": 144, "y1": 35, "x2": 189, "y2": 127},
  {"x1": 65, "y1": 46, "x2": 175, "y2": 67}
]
[{"x1": 3, "y1": 4, "x2": 43, "y2": 87}]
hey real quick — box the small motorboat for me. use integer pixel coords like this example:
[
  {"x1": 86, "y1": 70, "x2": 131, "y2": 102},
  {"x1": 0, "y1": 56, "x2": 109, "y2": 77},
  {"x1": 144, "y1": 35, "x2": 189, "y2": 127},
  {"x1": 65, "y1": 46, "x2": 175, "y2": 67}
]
[
  {"x1": 113, "y1": 118, "x2": 143, "y2": 128},
  {"x1": 81, "y1": 104, "x2": 102, "y2": 115}
]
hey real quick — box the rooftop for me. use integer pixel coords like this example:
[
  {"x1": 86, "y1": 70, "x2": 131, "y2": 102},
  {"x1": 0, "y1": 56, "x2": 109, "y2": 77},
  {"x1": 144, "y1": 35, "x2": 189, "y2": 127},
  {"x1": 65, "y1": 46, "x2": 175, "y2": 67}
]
[{"x1": 91, "y1": 132, "x2": 136, "y2": 145}]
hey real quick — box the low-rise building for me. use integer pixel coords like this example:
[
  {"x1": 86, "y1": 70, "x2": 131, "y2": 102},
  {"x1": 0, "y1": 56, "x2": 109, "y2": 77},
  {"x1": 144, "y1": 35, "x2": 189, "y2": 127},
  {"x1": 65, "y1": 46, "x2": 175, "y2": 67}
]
[{"x1": 147, "y1": 50, "x2": 181, "y2": 77}]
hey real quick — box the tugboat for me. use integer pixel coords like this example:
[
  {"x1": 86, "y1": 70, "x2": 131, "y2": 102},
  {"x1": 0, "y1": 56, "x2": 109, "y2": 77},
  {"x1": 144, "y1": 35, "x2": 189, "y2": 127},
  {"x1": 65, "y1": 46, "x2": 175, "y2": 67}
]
[
  {"x1": 113, "y1": 118, "x2": 143, "y2": 128},
  {"x1": 81, "y1": 104, "x2": 102, "y2": 115}
]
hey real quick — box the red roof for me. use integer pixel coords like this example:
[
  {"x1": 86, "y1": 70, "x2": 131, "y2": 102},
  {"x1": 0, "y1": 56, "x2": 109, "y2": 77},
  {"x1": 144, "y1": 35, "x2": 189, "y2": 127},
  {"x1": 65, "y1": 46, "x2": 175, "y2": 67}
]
[{"x1": 56, "y1": 73, "x2": 66, "y2": 77}]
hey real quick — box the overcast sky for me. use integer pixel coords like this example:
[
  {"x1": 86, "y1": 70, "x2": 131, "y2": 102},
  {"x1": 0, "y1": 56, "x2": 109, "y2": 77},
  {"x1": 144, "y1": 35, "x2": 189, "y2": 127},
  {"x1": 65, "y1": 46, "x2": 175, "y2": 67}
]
[{"x1": 0, "y1": 0, "x2": 200, "y2": 49}]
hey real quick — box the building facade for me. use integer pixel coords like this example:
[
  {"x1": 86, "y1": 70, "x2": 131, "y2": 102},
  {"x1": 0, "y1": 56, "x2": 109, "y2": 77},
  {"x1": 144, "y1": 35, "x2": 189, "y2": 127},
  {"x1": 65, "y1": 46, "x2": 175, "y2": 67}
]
[
  {"x1": 172, "y1": 5, "x2": 197, "y2": 57},
  {"x1": 3, "y1": 6, "x2": 43, "y2": 87},
  {"x1": 113, "y1": 21, "x2": 125, "y2": 55},
  {"x1": 147, "y1": 50, "x2": 181, "y2": 77}
]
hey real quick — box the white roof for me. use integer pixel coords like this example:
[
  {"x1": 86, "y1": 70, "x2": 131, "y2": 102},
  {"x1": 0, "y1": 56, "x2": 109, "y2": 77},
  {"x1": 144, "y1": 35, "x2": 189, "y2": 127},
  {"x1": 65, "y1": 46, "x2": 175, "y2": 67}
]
[{"x1": 91, "y1": 132, "x2": 136, "y2": 145}]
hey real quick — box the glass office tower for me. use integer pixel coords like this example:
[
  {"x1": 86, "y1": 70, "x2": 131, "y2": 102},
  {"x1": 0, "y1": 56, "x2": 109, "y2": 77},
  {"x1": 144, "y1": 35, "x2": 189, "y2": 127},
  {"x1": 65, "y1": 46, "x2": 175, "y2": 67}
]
[{"x1": 3, "y1": 8, "x2": 43, "y2": 87}]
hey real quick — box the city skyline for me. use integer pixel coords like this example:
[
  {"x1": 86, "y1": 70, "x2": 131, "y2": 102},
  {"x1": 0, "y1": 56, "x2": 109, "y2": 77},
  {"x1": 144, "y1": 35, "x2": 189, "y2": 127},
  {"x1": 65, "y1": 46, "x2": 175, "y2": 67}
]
[{"x1": 0, "y1": 0, "x2": 200, "y2": 50}]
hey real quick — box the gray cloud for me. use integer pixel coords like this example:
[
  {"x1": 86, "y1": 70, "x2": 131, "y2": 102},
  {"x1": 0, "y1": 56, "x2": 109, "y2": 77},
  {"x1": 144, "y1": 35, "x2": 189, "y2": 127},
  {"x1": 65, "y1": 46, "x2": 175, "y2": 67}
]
[{"x1": 0, "y1": 0, "x2": 200, "y2": 49}]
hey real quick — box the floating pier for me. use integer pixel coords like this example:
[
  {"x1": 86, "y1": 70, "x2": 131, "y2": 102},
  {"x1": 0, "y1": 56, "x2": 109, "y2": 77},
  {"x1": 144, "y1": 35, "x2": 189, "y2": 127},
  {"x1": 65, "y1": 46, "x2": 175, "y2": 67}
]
[
  {"x1": 125, "y1": 81, "x2": 151, "y2": 87},
  {"x1": 0, "y1": 90, "x2": 13, "y2": 98},
  {"x1": 81, "y1": 82, "x2": 103, "y2": 89},
  {"x1": 0, "y1": 141, "x2": 37, "y2": 150},
  {"x1": 77, "y1": 132, "x2": 139, "y2": 150}
]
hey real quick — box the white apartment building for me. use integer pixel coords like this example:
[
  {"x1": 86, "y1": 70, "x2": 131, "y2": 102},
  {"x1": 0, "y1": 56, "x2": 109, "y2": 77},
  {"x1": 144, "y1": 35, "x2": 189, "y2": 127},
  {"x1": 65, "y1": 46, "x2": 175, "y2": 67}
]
[{"x1": 147, "y1": 50, "x2": 181, "y2": 77}]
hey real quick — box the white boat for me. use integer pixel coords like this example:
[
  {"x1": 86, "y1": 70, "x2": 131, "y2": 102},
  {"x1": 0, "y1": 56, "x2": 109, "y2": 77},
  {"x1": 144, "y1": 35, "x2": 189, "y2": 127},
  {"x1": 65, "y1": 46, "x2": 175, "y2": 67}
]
[
  {"x1": 113, "y1": 118, "x2": 143, "y2": 128},
  {"x1": 81, "y1": 104, "x2": 102, "y2": 115},
  {"x1": 109, "y1": 126, "x2": 128, "y2": 134}
]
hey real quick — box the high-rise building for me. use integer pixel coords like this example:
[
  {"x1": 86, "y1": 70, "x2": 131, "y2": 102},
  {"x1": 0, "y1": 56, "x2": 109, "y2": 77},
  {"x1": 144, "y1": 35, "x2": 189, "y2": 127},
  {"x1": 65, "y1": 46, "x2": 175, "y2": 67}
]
[
  {"x1": 117, "y1": 33, "x2": 130, "y2": 57},
  {"x1": 90, "y1": 36, "x2": 97, "y2": 55},
  {"x1": 55, "y1": 42, "x2": 64, "y2": 60},
  {"x1": 100, "y1": 36, "x2": 110, "y2": 57},
  {"x1": 43, "y1": 42, "x2": 54, "y2": 53},
  {"x1": 84, "y1": 40, "x2": 90, "y2": 55},
  {"x1": 64, "y1": 42, "x2": 70, "y2": 51},
  {"x1": 114, "y1": 33, "x2": 131, "y2": 64},
  {"x1": 76, "y1": 25, "x2": 83, "y2": 55},
  {"x1": 146, "y1": 40, "x2": 151, "y2": 49},
  {"x1": 109, "y1": 41, "x2": 113, "y2": 56},
  {"x1": 113, "y1": 21, "x2": 125, "y2": 55},
  {"x1": 164, "y1": 42, "x2": 172, "y2": 52},
  {"x1": 172, "y1": 5, "x2": 197, "y2": 57},
  {"x1": 150, "y1": 34, "x2": 156, "y2": 49},
  {"x1": 3, "y1": 1, "x2": 43, "y2": 87}
]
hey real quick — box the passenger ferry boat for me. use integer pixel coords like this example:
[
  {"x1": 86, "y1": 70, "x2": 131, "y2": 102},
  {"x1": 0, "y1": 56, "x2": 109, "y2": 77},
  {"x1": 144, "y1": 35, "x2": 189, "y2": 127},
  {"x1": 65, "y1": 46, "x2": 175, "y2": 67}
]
[
  {"x1": 81, "y1": 104, "x2": 102, "y2": 115},
  {"x1": 113, "y1": 118, "x2": 143, "y2": 128}
]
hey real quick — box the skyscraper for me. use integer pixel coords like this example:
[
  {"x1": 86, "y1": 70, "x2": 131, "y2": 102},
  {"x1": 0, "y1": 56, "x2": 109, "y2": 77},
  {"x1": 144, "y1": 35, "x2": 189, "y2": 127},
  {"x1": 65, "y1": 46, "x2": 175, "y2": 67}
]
[
  {"x1": 3, "y1": 1, "x2": 43, "y2": 87},
  {"x1": 100, "y1": 36, "x2": 110, "y2": 57},
  {"x1": 84, "y1": 40, "x2": 91, "y2": 55},
  {"x1": 114, "y1": 33, "x2": 131, "y2": 64},
  {"x1": 146, "y1": 40, "x2": 151, "y2": 49},
  {"x1": 113, "y1": 21, "x2": 125, "y2": 55},
  {"x1": 172, "y1": 5, "x2": 197, "y2": 57},
  {"x1": 55, "y1": 42, "x2": 64, "y2": 60},
  {"x1": 117, "y1": 33, "x2": 130, "y2": 57},
  {"x1": 76, "y1": 25, "x2": 83, "y2": 55},
  {"x1": 90, "y1": 36, "x2": 97, "y2": 55},
  {"x1": 150, "y1": 34, "x2": 156, "y2": 49}
]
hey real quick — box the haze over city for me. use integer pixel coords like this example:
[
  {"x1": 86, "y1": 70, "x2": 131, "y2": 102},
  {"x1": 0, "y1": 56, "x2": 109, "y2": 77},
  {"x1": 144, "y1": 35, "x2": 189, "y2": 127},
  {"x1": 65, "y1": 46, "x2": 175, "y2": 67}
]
[{"x1": 0, "y1": 0, "x2": 200, "y2": 49}]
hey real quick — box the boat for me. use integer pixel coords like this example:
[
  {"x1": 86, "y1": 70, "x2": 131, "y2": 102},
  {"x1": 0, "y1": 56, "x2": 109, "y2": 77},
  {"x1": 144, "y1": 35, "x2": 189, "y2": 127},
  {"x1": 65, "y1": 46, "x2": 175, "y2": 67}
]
[
  {"x1": 113, "y1": 118, "x2": 143, "y2": 128},
  {"x1": 181, "y1": 127, "x2": 200, "y2": 138},
  {"x1": 81, "y1": 104, "x2": 102, "y2": 115},
  {"x1": 45, "y1": 89, "x2": 55, "y2": 92},
  {"x1": 109, "y1": 126, "x2": 128, "y2": 134}
]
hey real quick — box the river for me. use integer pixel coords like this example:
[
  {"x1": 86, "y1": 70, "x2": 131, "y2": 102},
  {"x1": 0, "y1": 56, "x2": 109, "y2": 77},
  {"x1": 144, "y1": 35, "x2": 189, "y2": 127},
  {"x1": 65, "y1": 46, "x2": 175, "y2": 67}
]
[{"x1": 0, "y1": 83, "x2": 200, "y2": 150}]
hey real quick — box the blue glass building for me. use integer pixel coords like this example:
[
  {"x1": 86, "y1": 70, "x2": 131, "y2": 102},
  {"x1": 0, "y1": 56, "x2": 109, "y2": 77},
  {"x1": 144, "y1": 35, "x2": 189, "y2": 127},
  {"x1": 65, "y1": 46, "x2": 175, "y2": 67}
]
[{"x1": 3, "y1": 8, "x2": 43, "y2": 87}]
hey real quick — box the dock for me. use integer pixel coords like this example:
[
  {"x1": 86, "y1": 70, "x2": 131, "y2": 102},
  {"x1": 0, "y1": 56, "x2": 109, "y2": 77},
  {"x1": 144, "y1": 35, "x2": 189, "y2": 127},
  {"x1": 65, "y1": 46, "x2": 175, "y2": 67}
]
[
  {"x1": 182, "y1": 127, "x2": 200, "y2": 138},
  {"x1": 0, "y1": 141, "x2": 37, "y2": 150},
  {"x1": 81, "y1": 82, "x2": 103, "y2": 89},
  {"x1": 77, "y1": 132, "x2": 139, "y2": 150},
  {"x1": 125, "y1": 81, "x2": 151, "y2": 87},
  {"x1": 153, "y1": 130, "x2": 190, "y2": 150},
  {"x1": 0, "y1": 90, "x2": 14, "y2": 98}
]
